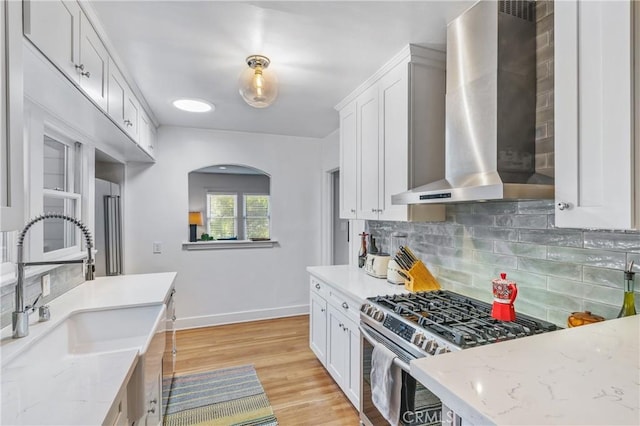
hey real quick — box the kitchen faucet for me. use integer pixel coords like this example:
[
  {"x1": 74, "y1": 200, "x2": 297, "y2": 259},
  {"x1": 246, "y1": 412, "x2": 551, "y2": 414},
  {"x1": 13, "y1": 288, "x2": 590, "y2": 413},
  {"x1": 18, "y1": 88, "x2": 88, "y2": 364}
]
[{"x1": 12, "y1": 213, "x2": 95, "y2": 338}]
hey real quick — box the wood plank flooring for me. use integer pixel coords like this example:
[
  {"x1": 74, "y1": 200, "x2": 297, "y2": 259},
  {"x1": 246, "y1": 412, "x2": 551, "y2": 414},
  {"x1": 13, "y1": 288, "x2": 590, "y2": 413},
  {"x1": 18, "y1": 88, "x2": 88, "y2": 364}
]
[{"x1": 174, "y1": 315, "x2": 360, "y2": 425}]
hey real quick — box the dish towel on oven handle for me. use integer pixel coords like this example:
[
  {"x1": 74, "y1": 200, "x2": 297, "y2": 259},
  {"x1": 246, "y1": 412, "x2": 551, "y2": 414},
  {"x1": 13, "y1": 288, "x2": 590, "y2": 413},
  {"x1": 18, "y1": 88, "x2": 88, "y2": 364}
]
[{"x1": 371, "y1": 343, "x2": 402, "y2": 426}]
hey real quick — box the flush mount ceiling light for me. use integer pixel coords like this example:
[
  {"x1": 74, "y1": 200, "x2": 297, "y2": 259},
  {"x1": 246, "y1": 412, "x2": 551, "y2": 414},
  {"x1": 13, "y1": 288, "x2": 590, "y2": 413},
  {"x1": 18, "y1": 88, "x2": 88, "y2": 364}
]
[
  {"x1": 238, "y1": 55, "x2": 278, "y2": 108},
  {"x1": 173, "y1": 99, "x2": 213, "y2": 113}
]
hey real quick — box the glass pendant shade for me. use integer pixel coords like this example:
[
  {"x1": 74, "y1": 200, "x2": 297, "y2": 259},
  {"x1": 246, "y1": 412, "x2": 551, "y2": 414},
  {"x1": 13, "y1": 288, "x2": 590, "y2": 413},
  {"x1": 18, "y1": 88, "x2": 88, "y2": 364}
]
[{"x1": 239, "y1": 55, "x2": 278, "y2": 108}]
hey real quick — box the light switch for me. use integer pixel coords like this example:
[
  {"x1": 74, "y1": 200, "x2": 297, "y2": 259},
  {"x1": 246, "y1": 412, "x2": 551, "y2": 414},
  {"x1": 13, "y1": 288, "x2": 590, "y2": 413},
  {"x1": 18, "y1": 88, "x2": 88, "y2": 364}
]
[{"x1": 153, "y1": 242, "x2": 162, "y2": 254}]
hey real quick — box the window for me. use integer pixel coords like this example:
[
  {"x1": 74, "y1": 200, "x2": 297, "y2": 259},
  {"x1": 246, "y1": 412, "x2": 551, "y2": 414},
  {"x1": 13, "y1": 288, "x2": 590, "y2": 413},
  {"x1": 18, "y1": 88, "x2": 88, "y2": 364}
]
[
  {"x1": 206, "y1": 193, "x2": 238, "y2": 239},
  {"x1": 42, "y1": 135, "x2": 81, "y2": 255},
  {"x1": 244, "y1": 195, "x2": 270, "y2": 240},
  {"x1": 188, "y1": 165, "x2": 271, "y2": 245}
]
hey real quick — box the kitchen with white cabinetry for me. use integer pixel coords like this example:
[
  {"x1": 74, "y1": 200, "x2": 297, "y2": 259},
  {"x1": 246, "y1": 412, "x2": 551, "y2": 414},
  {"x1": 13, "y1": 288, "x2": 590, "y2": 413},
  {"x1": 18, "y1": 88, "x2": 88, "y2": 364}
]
[{"x1": 1, "y1": 0, "x2": 640, "y2": 425}]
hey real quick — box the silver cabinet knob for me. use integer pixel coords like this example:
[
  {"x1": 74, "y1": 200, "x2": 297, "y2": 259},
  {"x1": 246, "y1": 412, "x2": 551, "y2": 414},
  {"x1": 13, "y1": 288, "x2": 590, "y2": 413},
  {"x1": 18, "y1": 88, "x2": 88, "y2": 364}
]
[
  {"x1": 320, "y1": 307, "x2": 325, "y2": 313},
  {"x1": 75, "y1": 64, "x2": 90, "y2": 77},
  {"x1": 315, "y1": 283, "x2": 320, "y2": 289},
  {"x1": 350, "y1": 209, "x2": 356, "y2": 213},
  {"x1": 147, "y1": 407, "x2": 156, "y2": 414},
  {"x1": 171, "y1": 315, "x2": 176, "y2": 321},
  {"x1": 341, "y1": 302, "x2": 349, "y2": 310},
  {"x1": 557, "y1": 202, "x2": 570, "y2": 211},
  {"x1": 371, "y1": 208, "x2": 376, "y2": 213},
  {"x1": 124, "y1": 119, "x2": 133, "y2": 127}
]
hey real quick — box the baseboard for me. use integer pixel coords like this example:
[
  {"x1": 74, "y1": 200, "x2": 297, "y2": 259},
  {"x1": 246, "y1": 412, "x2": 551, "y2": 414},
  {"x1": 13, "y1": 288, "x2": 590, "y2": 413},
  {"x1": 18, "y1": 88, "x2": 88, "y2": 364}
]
[{"x1": 175, "y1": 304, "x2": 310, "y2": 330}]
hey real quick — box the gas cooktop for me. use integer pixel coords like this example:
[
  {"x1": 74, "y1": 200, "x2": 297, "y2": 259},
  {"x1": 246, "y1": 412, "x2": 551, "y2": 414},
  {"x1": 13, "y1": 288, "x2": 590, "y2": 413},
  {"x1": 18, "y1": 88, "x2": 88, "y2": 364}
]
[{"x1": 361, "y1": 290, "x2": 558, "y2": 355}]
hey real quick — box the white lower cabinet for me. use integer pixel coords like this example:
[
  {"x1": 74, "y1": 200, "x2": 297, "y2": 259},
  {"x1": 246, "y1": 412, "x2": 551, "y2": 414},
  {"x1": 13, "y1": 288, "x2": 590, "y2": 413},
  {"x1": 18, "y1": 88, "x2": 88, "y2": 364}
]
[
  {"x1": 309, "y1": 276, "x2": 360, "y2": 409},
  {"x1": 104, "y1": 385, "x2": 129, "y2": 426},
  {"x1": 309, "y1": 290, "x2": 328, "y2": 366}
]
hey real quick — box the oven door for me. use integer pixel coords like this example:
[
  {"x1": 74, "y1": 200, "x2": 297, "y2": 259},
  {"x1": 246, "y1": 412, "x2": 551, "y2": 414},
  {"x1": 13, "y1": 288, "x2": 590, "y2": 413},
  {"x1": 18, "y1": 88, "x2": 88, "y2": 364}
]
[{"x1": 360, "y1": 323, "x2": 443, "y2": 426}]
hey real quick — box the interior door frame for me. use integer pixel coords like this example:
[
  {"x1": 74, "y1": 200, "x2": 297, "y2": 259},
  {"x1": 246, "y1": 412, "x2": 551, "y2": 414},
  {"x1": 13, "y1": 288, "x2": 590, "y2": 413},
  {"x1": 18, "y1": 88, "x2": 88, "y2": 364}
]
[{"x1": 320, "y1": 167, "x2": 338, "y2": 265}]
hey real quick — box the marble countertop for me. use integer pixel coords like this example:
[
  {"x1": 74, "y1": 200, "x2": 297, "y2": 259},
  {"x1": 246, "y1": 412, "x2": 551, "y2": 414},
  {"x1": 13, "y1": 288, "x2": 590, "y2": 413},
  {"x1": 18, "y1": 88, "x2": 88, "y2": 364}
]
[
  {"x1": 307, "y1": 265, "x2": 407, "y2": 302},
  {"x1": 411, "y1": 315, "x2": 640, "y2": 426},
  {"x1": 1, "y1": 272, "x2": 176, "y2": 425}
]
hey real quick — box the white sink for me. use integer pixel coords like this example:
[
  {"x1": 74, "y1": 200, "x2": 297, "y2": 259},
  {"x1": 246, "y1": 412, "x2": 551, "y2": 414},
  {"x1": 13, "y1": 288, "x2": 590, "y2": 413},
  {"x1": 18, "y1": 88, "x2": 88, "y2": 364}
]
[{"x1": 5, "y1": 304, "x2": 164, "y2": 369}]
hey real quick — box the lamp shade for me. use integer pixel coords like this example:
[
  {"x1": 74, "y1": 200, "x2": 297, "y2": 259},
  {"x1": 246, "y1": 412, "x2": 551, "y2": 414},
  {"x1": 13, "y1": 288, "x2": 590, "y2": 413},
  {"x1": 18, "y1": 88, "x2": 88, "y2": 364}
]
[
  {"x1": 239, "y1": 55, "x2": 278, "y2": 108},
  {"x1": 189, "y1": 211, "x2": 203, "y2": 226}
]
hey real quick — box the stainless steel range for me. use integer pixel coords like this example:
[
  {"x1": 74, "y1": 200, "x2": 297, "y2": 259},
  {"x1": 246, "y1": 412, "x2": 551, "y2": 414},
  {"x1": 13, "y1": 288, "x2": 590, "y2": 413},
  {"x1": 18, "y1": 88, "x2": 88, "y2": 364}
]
[{"x1": 359, "y1": 290, "x2": 558, "y2": 426}]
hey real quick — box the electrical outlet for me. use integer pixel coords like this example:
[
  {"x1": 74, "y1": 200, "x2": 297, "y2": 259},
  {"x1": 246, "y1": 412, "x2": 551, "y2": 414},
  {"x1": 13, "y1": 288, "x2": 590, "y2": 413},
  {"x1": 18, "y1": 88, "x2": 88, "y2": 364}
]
[
  {"x1": 41, "y1": 274, "x2": 51, "y2": 297},
  {"x1": 153, "y1": 241, "x2": 162, "y2": 254}
]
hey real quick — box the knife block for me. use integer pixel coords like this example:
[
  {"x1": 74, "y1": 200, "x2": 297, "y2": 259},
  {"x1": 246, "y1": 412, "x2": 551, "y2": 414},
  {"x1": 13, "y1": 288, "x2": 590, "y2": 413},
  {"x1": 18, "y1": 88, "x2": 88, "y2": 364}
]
[{"x1": 404, "y1": 260, "x2": 441, "y2": 292}]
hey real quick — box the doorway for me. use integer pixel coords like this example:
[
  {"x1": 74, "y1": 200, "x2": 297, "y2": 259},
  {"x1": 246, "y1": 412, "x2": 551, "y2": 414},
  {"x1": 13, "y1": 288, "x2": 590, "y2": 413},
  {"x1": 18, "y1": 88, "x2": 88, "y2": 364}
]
[{"x1": 332, "y1": 171, "x2": 349, "y2": 265}]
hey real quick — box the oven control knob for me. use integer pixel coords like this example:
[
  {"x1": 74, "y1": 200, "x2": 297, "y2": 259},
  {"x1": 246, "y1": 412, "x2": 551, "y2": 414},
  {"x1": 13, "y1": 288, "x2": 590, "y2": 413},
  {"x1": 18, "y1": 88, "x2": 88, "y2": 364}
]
[
  {"x1": 372, "y1": 310, "x2": 384, "y2": 322},
  {"x1": 425, "y1": 340, "x2": 439, "y2": 355},
  {"x1": 436, "y1": 346, "x2": 451, "y2": 355},
  {"x1": 360, "y1": 304, "x2": 370, "y2": 314},
  {"x1": 412, "y1": 333, "x2": 426, "y2": 347}
]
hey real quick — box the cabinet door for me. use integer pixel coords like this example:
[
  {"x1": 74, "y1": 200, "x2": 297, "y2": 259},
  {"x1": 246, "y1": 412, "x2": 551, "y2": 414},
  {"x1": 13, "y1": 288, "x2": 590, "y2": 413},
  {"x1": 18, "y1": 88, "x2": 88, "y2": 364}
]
[
  {"x1": 357, "y1": 86, "x2": 380, "y2": 220},
  {"x1": 309, "y1": 291, "x2": 328, "y2": 366},
  {"x1": 378, "y1": 63, "x2": 409, "y2": 222},
  {"x1": 344, "y1": 317, "x2": 361, "y2": 408},
  {"x1": 555, "y1": 0, "x2": 635, "y2": 229},
  {"x1": 339, "y1": 102, "x2": 358, "y2": 219},
  {"x1": 1, "y1": 1, "x2": 24, "y2": 231},
  {"x1": 124, "y1": 89, "x2": 140, "y2": 140},
  {"x1": 108, "y1": 61, "x2": 127, "y2": 125},
  {"x1": 23, "y1": 0, "x2": 80, "y2": 82},
  {"x1": 78, "y1": 12, "x2": 108, "y2": 110},
  {"x1": 139, "y1": 111, "x2": 151, "y2": 152},
  {"x1": 326, "y1": 305, "x2": 348, "y2": 387}
]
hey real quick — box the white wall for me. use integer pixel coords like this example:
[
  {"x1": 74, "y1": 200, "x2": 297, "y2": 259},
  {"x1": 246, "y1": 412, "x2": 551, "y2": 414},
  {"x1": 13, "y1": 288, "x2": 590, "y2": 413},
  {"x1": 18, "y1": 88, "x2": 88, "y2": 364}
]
[{"x1": 124, "y1": 126, "x2": 323, "y2": 329}]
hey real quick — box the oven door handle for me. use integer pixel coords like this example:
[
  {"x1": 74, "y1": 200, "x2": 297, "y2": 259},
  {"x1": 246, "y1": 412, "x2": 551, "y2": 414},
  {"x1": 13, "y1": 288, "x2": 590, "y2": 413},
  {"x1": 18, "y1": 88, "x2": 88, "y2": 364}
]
[{"x1": 359, "y1": 325, "x2": 411, "y2": 373}]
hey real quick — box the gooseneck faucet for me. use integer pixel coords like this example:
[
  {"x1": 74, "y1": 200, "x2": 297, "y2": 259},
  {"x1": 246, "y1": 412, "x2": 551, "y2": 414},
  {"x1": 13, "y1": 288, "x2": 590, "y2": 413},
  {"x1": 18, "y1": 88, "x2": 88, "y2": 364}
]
[{"x1": 13, "y1": 213, "x2": 95, "y2": 338}]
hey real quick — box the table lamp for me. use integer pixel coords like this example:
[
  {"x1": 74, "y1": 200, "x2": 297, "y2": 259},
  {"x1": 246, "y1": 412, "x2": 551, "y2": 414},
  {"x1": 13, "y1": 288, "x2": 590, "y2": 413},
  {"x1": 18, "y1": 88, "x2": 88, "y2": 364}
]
[{"x1": 188, "y1": 211, "x2": 203, "y2": 242}]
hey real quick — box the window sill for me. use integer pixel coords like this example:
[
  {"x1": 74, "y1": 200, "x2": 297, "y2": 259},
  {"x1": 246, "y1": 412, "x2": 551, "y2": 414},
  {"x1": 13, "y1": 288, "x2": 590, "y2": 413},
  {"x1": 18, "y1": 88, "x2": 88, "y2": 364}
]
[{"x1": 182, "y1": 240, "x2": 278, "y2": 250}]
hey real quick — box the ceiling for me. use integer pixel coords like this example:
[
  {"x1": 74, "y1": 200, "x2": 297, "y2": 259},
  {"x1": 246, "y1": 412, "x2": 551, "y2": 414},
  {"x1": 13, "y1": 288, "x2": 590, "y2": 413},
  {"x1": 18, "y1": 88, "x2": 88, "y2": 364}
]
[{"x1": 89, "y1": 1, "x2": 475, "y2": 139}]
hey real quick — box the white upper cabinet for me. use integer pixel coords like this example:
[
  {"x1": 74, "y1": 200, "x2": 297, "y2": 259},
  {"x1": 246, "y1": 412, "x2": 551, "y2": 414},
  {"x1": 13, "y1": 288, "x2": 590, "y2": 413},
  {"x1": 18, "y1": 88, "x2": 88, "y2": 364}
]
[
  {"x1": 107, "y1": 60, "x2": 127, "y2": 125},
  {"x1": 139, "y1": 110, "x2": 155, "y2": 157},
  {"x1": 23, "y1": 0, "x2": 81, "y2": 82},
  {"x1": 1, "y1": 1, "x2": 24, "y2": 231},
  {"x1": 78, "y1": 11, "x2": 108, "y2": 110},
  {"x1": 555, "y1": 0, "x2": 637, "y2": 229},
  {"x1": 123, "y1": 88, "x2": 139, "y2": 140},
  {"x1": 357, "y1": 85, "x2": 380, "y2": 220},
  {"x1": 23, "y1": 0, "x2": 156, "y2": 161},
  {"x1": 336, "y1": 45, "x2": 446, "y2": 222},
  {"x1": 339, "y1": 103, "x2": 357, "y2": 219},
  {"x1": 108, "y1": 60, "x2": 138, "y2": 139}
]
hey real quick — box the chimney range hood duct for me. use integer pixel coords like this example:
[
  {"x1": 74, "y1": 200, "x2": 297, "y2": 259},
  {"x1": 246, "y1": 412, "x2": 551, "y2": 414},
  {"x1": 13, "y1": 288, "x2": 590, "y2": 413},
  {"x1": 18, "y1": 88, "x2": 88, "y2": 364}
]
[{"x1": 392, "y1": 0, "x2": 554, "y2": 205}]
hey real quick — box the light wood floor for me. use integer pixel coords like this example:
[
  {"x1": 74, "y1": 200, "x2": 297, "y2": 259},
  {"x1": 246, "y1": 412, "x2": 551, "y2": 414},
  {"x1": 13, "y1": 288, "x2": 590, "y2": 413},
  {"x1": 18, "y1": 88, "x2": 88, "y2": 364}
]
[{"x1": 174, "y1": 315, "x2": 360, "y2": 425}]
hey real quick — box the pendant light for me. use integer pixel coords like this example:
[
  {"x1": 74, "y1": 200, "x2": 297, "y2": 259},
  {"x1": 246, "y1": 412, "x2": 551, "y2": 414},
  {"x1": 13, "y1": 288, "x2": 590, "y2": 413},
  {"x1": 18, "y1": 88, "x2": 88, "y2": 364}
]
[{"x1": 239, "y1": 55, "x2": 278, "y2": 108}]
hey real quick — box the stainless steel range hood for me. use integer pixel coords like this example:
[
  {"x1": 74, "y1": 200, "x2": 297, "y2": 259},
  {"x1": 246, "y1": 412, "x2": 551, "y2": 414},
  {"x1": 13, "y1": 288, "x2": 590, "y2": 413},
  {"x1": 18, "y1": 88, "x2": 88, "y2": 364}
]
[{"x1": 392, "y1": 0, "x2": 554, "y2": 205}]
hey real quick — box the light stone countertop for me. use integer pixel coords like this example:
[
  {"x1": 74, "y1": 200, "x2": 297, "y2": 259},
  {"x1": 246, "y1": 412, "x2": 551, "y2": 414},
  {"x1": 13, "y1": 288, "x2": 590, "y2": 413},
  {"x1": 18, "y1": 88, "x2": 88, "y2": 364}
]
[
  {"x1": 0, "y1": 272, "x2": 177, "y2": 425},
  {"x1": 411, "y1": 315, "x2": 640, "y2": 426},
  {"x1": 307, "y1": 265, "x2": 408, "y2": 302}
]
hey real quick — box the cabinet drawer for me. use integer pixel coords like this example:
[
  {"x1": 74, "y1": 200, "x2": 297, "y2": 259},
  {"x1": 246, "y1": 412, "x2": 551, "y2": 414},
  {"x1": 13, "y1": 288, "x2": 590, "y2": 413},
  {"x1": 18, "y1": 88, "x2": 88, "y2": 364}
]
[
  {"x1": 328, "y1": 289, "x2": 361, "y2": 324},
  {"x1": 310, "y1": 276, "x2": 329, "y2": 298}
]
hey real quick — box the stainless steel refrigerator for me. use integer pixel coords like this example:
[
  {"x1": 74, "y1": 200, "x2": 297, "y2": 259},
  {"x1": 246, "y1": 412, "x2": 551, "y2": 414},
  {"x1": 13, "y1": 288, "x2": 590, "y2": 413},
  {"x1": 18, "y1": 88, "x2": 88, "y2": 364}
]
[{"x1": 95, "y1": 178, "x2": 123, "y2": 276}]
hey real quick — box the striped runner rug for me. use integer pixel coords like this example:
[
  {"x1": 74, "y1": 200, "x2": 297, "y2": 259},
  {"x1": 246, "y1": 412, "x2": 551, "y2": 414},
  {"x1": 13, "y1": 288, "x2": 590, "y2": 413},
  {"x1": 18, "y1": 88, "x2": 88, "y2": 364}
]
[{"x1": 163, "y1": 364, "x2": 278, "y2": 426}]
